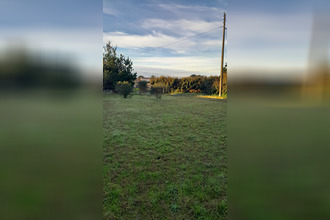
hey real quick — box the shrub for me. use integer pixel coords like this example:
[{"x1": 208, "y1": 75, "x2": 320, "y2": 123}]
[
  {"x1": 150, "y1": 83, "x2": 164, "y2": 99},
  {"x1": 115, "y1": 81, "x2": 133, "y2": 98},
  {"x1": 137, "y1": 80, "x2": 148, "y2": 94}
]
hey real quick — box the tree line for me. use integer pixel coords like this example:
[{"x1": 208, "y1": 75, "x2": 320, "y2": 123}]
[
  {"x1": 150, "y1": 72, "x2": 227, "y2": 95},
  {"x1": 103, "y1": 41, "x2": 227, "y2": 97}
]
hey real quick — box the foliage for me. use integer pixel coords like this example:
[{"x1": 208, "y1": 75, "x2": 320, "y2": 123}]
[
  {"x1": 150, "y1": 83, "x2": 165, "y2": 99},
  {"x1": 222, "y1": 85, "x2": 227, "y2": 96},
  {"x1": 103, "y1": 41, "x2": 137, "y2": 90},
  {"x1": 115, "y1": 81, "x2": 133, "y2": 98},
  {"x1": 150, "y1": 73, "x2": 227, "y2": 95},
  {"x1": 137, "y1": 80, "x2": 148, "y2": 94}
]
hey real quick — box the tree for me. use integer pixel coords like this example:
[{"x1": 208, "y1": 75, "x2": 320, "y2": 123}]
[
  {"x1": 149, "y1": 75, "x2": 223, "y2": 95},
  {"x1": 115, "y1": 81, "x2": 133, "y2": 98},
  {"x1": 103, "y1": 42, "x2": 137, "y2": 90}
]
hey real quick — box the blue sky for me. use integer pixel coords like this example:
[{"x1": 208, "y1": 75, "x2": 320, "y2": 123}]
[
  {"x1": 104, "y1": 0, "x2": 228, "y2": 77},
  {"x1": 1, "y1": 0, "x2": 327, "y2": 81},
  {"x1": 104, "y1": 0, "x2": 328, "y2": 81},
  {"x1": 0, "y1": 0, "x2": 103, "y2": 79},
  {"x1": 0, "y1": 0, "x2": 101, "y2": 28}
]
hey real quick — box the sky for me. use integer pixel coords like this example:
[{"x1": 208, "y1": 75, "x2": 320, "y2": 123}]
[
  {"x1": 0, "y1": 0, "x2": 327, "y2": 81},
  {"x1": 0, "y1": 0, "x2": 103, "y2": 77},
  {"x1": 104, "y1": 0, "x2": 228, "y2": 77},
  {"x1": 104, "y1": 0, "x2": 329, "y2": 81},
  {"x1": 227, "y1": 0, "x2": 317, "y2": 82}
]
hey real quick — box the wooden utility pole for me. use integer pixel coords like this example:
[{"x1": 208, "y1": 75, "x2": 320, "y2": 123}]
[{"x1": 219, "y1": 12, "x2": 226, "y2": 97}]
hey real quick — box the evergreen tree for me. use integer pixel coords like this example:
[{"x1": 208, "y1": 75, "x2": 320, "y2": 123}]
[{"x1": 103, "y1": 42, "x2": 137, "y2": 90}]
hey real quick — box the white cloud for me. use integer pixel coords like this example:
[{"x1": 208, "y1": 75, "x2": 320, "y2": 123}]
[
  {"x1": 141, "y1": 18, "x2": 221, "y2": 36},
  {"x1": 134, "y1": 66, "x2": 220, "y2": 77},
  {"x1": 155, "y1": 3, "x2": 224, "y2": 22},
  {"x1": 104, "y1": 31, "x2": 198, "y2": 53},
  {"x1": 133, "y1": 56, "x2": 221, "y2": 76},
  {"x1": 158, "y1": 3, "x2": 222, "y2": 15},
  {"x1": 102, "y1": 2, "x2": 226, "y2": 76},
  {"x1": 103, "y1": 30, "x2": 222, "y2": 54}
]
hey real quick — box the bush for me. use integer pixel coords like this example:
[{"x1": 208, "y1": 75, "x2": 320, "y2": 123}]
[
  {"x1": 137, "y1": 80, "x2": 148, "y2": 94},
  {"x1": 150, "y1": 83, "x2": 164, "y2": 99},
  {"x1": 115, "y1": 81, "x2": 133, "y2": 98}
]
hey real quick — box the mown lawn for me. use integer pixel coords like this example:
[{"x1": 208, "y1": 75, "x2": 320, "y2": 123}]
[{"x1": 103, "y1": 93, "x2": 227, "y2": 219}]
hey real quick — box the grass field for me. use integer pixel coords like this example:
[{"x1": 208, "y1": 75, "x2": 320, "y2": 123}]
[
  {"x1": 228, "y1": 94, "x2": 330, "y2": 220},
  {"x1": 0, "y1": 92, "x2": 101, "y2": 219},
  {"x1": 103, "y1": 93, "x2": 227, "y2": 219}
]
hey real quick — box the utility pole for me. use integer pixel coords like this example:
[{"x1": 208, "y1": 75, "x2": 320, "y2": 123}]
[{"x1": 219, "y1": 12, "x2": 226, "y2": 97}]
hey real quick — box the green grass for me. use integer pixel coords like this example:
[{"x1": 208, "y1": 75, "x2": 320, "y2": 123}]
[
  {"x1": 0, "y1": 91, "x2": 102, "y2": 219},
  {"x1": 228, "y1": 95, "x2": 330, "y2": 220},
  {"x1": 103, "y1": 93, "x2": 227, "y2": 219}
]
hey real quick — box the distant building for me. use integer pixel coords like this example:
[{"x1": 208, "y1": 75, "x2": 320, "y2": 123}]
[{"x1": 134, "y1": 76, "x2": 151, "y2": 88}]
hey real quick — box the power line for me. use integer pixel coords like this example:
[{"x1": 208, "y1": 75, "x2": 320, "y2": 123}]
[
  {"x1": 165, "y1": 21, "x2": 222, "y2": 36},
  {"x1": 148, "y1": 26, "x2": 223, "y2": 50}
]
